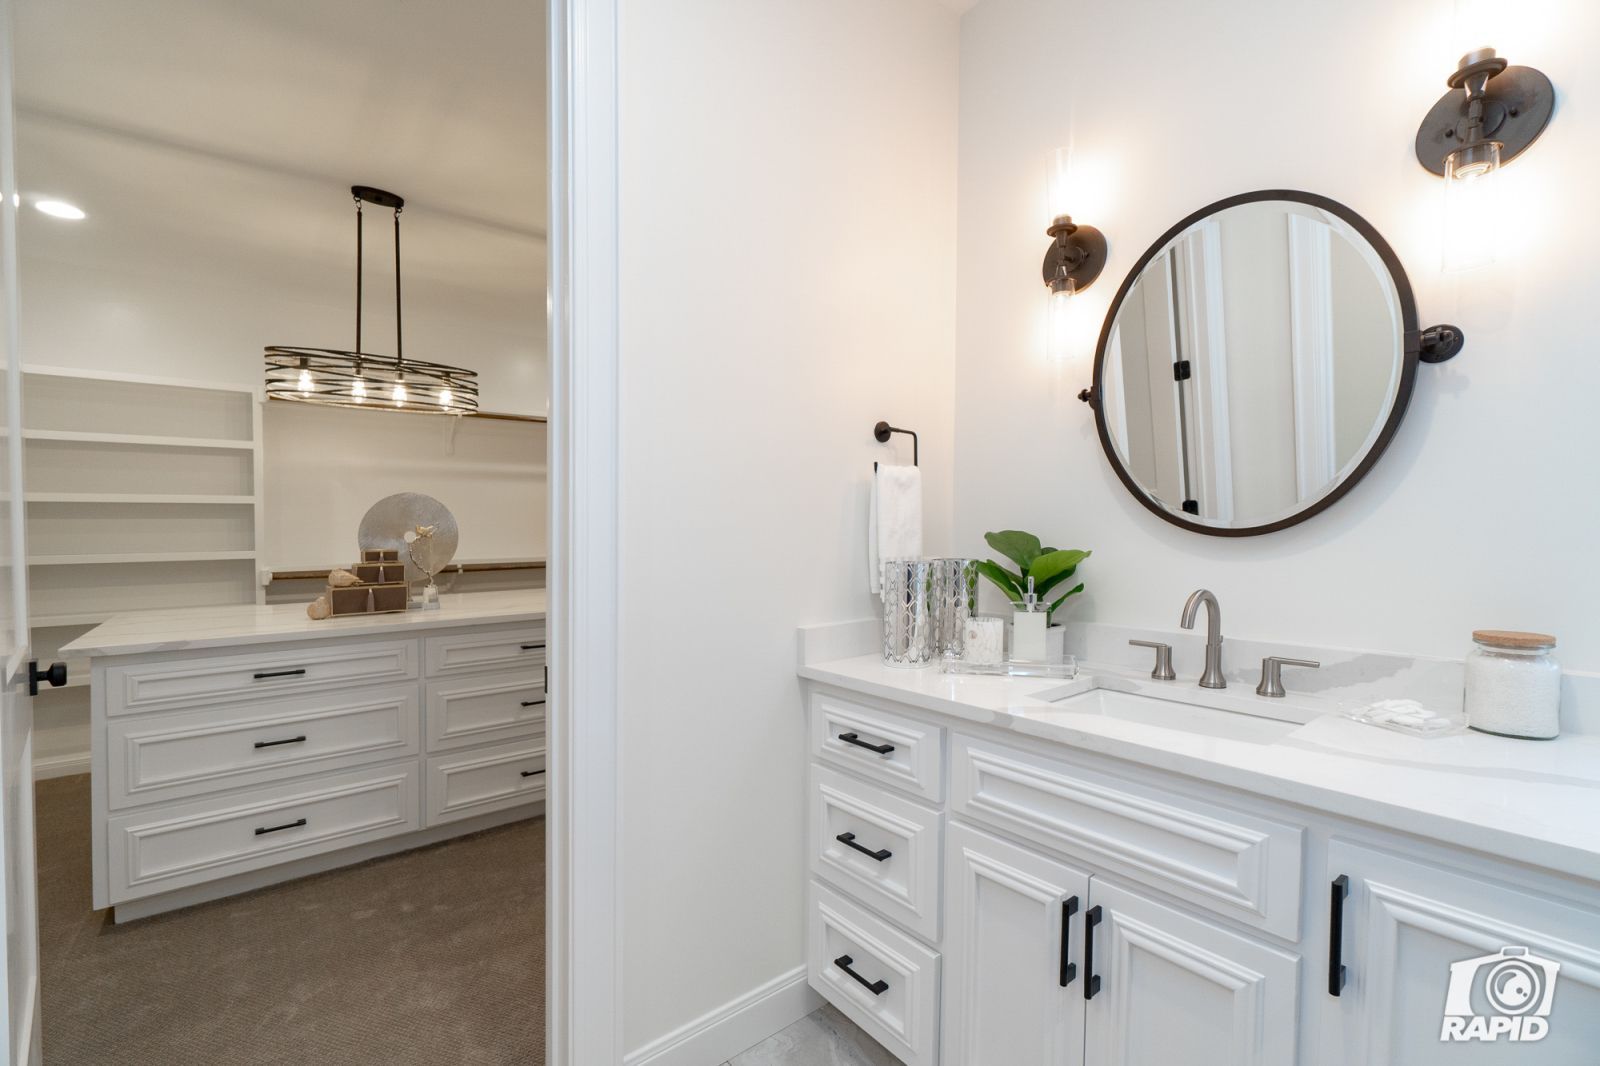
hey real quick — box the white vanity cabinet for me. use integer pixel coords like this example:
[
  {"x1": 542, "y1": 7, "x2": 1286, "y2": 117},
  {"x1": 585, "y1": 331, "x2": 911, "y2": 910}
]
[{"x1": 68, "y1": 595, "x2": 547, "y2": 920}]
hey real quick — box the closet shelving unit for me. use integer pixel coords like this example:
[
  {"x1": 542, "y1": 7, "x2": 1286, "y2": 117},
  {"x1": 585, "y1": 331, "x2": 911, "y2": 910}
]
[{"x1": 23, "y1": 366, "x2": 265, "y2": 713}]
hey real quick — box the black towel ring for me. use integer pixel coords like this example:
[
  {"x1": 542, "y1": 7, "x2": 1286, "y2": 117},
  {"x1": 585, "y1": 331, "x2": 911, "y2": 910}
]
[{"x1": 872, "y1": 421, "x2": 918, "y2": 471}]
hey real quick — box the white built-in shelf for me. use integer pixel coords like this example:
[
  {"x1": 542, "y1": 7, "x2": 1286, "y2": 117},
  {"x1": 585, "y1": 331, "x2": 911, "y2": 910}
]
[
  {"x1": 28, "y1": 551, "x2": 257, "y2": 566},
  {"x1": 21, "y1": 429, "x2": 254, "y2": 451},
  {"x1": 26, "y1": 493, "x2": 257, "y2": 506},
  {"x1": 33, "y1": 612, "x2": 114, "y2": 629}
]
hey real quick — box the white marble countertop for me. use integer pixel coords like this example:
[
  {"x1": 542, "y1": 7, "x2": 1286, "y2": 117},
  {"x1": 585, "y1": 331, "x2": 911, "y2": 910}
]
[
  {"x1": 799, "y1": 652, "x2": 1600, "y2": 884},
  {"x1": 62, "y1": 589, "x2": 547, "y2": 659}
]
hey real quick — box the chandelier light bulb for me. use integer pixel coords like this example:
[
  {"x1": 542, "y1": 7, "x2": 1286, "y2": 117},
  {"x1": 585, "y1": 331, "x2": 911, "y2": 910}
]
[{"x1": 393, "y1": 380, "x2": 408, "y2": 407}]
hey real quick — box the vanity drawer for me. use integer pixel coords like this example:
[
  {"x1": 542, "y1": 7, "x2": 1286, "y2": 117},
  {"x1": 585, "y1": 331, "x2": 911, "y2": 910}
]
[
  {"x1": 106, "y1": 762, "x2": 420, "y2": 904},
  {"x1": 809, "y1": 879, "x2": 940, "y2": 1066},
  {"x1": 810, "y1": 690, "x2": 943, "y2": 802},
  {"x1": 951, "y1": 735, "x2": 1304, "y2": 939},
  {"x1": 424, "y1": 626, "x2": 546, "y2": 677},
  {"x1": 425, "y1": 669, "x2": 545, "y2": 753},
  {"x1": 810, "y1": 764, "x2": 942, "y2": 941},
  {"x1": 425, "y1": 738, "x2": 546, "y2": 827},
  {"x1": 107, "y1": 683, "x2": 422, "y2": 809},
  {"x1": 105, "y1": 640, "x2": 419, "y2": 717}
]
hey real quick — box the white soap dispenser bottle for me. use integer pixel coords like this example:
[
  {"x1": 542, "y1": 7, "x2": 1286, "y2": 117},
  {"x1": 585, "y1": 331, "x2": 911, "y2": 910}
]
[{"x1": 1012, "y1": 577, "x2": 1048, "y2": 662}]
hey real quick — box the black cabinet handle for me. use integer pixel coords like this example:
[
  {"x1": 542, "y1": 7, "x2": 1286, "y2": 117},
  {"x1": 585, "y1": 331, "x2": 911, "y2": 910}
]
[
  {"x1": 253, "y1": 735, "x2": 308, "y2": 749},
  {"x1": 1059, "y1": 896, "x2": 1079, "y2": 986},
  {"x1": 835, "y1": 831, "x2": 891, "y2": 862},
  {"x1": 1083, "y1": 905, "x2": 1102, "y2": 1000},
  {"x1": 520, "y1": 643, "x2": 545, "y2": 651},
  {"x1": 253, "y1": 668, "x2": 307, "y2": 680},
  {"x1": 521, "y1": 769, "x2": 546, "y2": 778},
  {"x1": 833, "y1": 954, "x2": 888, "y2": 996},
  {"x1": 1329, "y1": 874, "x2": 1350, "y2": 996},
  {"x1": 520, "y1": 699, "x2": 546, "y2": 708},
  {"x1": 27, "y1": 660, "x2": 67, "y2": 696},
  {"x1": 837, "y1": 732, "x2": 894, "y2": 755},
  {"x1": 254, "y1": 817, "x2": 307, "y2": 836}
]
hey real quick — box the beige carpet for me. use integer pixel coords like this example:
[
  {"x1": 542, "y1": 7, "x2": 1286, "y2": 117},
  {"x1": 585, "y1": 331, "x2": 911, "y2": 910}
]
[{"x1": 36, "y1": 774, "x2": 544, "y2": 1065}]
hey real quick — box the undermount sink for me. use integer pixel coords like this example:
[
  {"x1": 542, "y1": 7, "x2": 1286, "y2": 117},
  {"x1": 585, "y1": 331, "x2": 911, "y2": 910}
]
[{"x1": 1046, "y1": 687, "x2": 1300, "y2": 745}]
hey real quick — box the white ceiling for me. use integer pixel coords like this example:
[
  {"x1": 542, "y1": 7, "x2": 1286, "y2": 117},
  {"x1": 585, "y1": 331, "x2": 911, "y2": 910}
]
[{"x1": 12, "y1": 0, "x2": 546, "y2": 302}]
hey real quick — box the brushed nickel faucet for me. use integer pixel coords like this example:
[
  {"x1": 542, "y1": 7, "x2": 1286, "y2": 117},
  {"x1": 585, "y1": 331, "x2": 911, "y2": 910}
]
[{"x1": 1180, "y1": 589, "x2": 1226, "y2": 689}]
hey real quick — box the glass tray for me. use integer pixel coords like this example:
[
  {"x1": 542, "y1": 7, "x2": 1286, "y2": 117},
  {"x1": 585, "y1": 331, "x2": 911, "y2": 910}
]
[
  {"x1": 941, "y1": 655, "x2": 1077, "y2": 679},
  {"x1": 1341, "y1": 701, "x2": 1465, "y2": 737}
]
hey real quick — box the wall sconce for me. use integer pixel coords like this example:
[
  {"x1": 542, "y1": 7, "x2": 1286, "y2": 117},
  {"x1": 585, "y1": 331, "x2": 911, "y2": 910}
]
[
  {"x1": 1042, "y1": 147, "x2": 1106, "y2": 361},
  {"x1": 1415, "y1": 48, "x2": 1553, "y2": 271}
]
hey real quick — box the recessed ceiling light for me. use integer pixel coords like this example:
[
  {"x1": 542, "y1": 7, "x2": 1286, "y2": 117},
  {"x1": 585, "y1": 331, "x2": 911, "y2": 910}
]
[{"x1": 35, "y1": 200, "x2": 85, "y2": 220}]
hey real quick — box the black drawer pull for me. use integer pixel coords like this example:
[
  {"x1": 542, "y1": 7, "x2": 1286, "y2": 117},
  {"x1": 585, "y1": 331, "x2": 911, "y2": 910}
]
[
  {"x1": 837, "y1": 732, "x2": 894, "y2": 755},
  {"x1": 520, "y1": 699, "x2": 546, "y2": 708},
  {"x1": 253, "y1": 735, "x2": 308, "y2": 749},
  {"x1": 254, "y1": 818, "x2": 307, "y2": 836},
  {"x1": 1083, "y1": 904, "x2": 1102, "y2": 1000},
  {"x1": 835, "y1": 831, "x2": 891, "y2": 862},
  {"x1": 1329, "y1": 874, "x2": 1350, "y2": 996},
  {"x1": 1060, "y1": 895, "x2": 1079, "y2": 986},
  {"x1": 520, "y1": 769, "x2": 546, "y2": 778},
  {"x1": 253, "y1": 668, "x2": 307, "y2": 680},
  {"x1": 520, "y1": 643, "x2": 545, "y2": 651},
  {"x1": 833, "y1": 954, "x2": 888, "y2": 996}
]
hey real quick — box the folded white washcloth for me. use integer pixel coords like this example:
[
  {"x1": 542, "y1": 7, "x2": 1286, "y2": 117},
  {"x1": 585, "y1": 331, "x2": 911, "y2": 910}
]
[{"x1": 869, "y1": 464, "x2": 923, "y2": 594}]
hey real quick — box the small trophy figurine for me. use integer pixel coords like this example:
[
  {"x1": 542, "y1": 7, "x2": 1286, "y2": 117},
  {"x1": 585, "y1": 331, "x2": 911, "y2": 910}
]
[{"x1": 405, "y1": 524, "x2": 441, "y2": 609}]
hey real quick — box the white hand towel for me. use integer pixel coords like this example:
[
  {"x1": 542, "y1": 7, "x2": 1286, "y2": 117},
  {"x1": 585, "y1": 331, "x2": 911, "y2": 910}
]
[{"x1": 869, "y1": 464, "x2": 923, "y2": 594}]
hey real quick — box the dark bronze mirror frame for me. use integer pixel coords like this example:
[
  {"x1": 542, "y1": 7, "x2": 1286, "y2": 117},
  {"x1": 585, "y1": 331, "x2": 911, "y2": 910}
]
[{"x1": 1083, "y1": 189, "x2": 1463, "y2": 538}]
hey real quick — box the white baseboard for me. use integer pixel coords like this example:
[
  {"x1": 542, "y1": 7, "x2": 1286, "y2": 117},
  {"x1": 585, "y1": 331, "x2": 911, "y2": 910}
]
[
  {"x1": 624, "y1": 965, "x2": 821, "y2": 1066},
  {"x1": 33, "y1": 752, "x2": 89, "y2": 780}
]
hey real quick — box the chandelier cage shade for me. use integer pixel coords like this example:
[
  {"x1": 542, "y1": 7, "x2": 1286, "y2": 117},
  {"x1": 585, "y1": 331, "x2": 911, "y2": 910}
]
[{"x1": 264, "y1": 186, "x2": 480, "y2": 415}]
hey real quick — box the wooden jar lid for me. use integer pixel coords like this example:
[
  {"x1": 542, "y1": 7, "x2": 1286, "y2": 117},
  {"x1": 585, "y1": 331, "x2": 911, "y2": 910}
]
[{"x1": 1472, "y1": 629, "x2": 1557, "y2": 650}]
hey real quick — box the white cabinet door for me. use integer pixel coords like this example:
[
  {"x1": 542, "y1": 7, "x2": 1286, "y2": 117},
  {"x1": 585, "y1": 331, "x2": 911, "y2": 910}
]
[
  {"x1": 1322, "y1": 839, "x2": 1600, "y2": 1065},
  {"x1": 942, "y1": 822, "x2": 1090, "y2": 1066},
  {"x1": 1083, "y1": 879, "x2": 1299, "y2": 1066}
]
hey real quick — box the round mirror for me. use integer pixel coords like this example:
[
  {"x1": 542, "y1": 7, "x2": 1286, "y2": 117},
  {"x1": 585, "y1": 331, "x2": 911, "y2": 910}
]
[{"x1": 1091, "y1": 190, "x2": 1424, "y2": 536}]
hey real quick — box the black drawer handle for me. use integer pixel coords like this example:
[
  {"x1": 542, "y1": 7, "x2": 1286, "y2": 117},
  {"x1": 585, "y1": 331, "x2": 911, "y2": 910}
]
[
  {"x1": 253, "y1": 668, "x2": 307, "y2": 680},
  {"x1": 520, "y1": 699, "x2": 546, "y2": 708},
  {"x1": 1083, "y1": 904, "x2": 1102, "y2": 1000},
  {"x1": 254, "y1": 818, "x2": 307, "y2": 836},
  {"x1": 520, "y1": 643, "x2": 545, "y2": 651},
  {"x1": 1329, "y1": 874, "x2": 1349, "y2": 996},
  {"x1": 253, "y1": 735, "x2": 308, "y2": 749},
  {"x1": 520, "y1": 769, "x2": 546, "y2": 778},
  {"x1": 833, "y1": 954, "x2": 888, "y2": 996},
  {"x1": 1060, "y1": 895, "x2": 1079, "y2": 986},
  {"x1": 837, "y1": 732, "x2": 894, "y2": 755},
  {"x1": 835, "y1": 831, "x2": 891, "y2": 862}
]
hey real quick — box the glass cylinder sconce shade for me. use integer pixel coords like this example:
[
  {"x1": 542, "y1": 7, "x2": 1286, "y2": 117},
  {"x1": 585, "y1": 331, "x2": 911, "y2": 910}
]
[{"x1": 1443, "y1": 140, "x2": 1501, "y2": 272}]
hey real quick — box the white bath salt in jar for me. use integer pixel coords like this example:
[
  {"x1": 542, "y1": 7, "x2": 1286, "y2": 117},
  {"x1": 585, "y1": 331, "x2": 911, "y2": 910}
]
[{"x1": 1464, "y1": 630, "x2": 1561, "y2": 740}]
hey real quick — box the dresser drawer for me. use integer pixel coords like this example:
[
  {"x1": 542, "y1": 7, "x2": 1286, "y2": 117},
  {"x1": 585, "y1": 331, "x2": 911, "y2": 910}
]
[
  {"x1": 809, "y1": 879, "x2": 940, "y2": 1066},
  {"x1": 810, "y1": 690, "x2": 943, "y2": 802},
  {"x1": 811, "y1": 764, "x2": 942, "y2": 941},
  {"x1": 424, "y1": 626, "x2": 546, "y2": 677},
  {"x1": 106, "y1": 762, "x2": 420, "y2": 903},
  {"x1": 951, "y1": 734, "x2": 1303, "y2": 938},
  {"x1": 425, "y1": 738, "x2": 546, "y2": 827},
  {"x1": 425, "y1": 669, "x2": 545, "y2": 753},
  {"x1": 107, "y1": 683, "x2": 422, "y2": 809},
  {"x1": 106, "y1": 639, "x2": 419, "y2": 717}
]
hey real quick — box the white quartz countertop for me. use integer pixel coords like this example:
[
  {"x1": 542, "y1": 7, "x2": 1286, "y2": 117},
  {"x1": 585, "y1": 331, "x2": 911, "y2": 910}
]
[
  {"x1": 800, "y1": 653, "x2": 1600, "y2": 884},
  {"x1": 62, "y1": 589, "x2": 547, "y2": 659}
]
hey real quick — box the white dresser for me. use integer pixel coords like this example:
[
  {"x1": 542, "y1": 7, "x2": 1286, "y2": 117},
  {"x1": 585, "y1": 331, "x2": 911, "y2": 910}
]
[{"x1": 64, "y1": 590, "x2": 547, "y2": 921}]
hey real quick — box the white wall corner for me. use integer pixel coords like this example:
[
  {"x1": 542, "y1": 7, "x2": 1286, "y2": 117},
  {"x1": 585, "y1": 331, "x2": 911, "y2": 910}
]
[
  {"x1": 798, "y1": 619, "x2": 880, "y2": 666},
  {"x1": 623, "y1": 966, "x2": 821, "y2": 1066}
]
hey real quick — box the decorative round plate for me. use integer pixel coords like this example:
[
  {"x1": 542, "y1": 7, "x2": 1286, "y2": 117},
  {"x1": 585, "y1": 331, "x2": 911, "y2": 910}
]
[{"x1": 357, "y1": 492, "x2": 460, "y2": 584}]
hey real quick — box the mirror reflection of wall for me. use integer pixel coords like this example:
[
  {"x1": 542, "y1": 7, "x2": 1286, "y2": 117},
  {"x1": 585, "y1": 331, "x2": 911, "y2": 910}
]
[{"x1": 1103, "y1": 200, "x2": 1402, "y2": 529}]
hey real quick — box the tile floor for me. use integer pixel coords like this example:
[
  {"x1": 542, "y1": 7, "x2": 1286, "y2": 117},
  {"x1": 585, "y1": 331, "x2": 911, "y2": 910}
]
[{"x1": 723, "y1": 1004, "x2": 898, "y2": 1066}]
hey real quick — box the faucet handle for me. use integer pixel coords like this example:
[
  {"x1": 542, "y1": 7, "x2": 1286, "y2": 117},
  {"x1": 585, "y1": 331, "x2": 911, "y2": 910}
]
[
  {"x1": 1129, "y1": 639, "x2": 1176, "y2": 681},
  {"x1": 1255, "y1": 656, "x2": 1320, "y2": 698}
]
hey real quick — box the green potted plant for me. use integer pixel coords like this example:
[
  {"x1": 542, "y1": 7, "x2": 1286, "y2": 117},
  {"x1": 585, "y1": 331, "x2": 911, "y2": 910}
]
[{"x1": 974, "y1": 531, "x2": 1090, "y2": 661}]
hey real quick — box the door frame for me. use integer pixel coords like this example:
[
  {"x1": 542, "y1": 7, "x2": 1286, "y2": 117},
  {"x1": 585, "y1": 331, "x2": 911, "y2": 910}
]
[{"x1": 547, "y1": 0, "x2": 624, "y2": 1061}]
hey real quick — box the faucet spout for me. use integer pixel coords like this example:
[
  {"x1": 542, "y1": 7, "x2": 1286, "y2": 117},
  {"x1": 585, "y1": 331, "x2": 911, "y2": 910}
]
[{"x1": 1179, "y1": 588, "x2": 1226, "y2": 689}]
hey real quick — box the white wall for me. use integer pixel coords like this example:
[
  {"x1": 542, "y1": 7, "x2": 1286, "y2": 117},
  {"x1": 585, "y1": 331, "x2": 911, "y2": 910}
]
[
  {"x1": 956, "y1": 0, "x2": 1600, "y2": 672},
  {"x1": 617, "y1": 0, "x2": 958, "y2": 1052}
]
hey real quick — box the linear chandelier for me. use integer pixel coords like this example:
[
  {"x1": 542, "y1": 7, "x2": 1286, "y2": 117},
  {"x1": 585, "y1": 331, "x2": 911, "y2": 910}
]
[{"x1": 265, "y1": 185, "x2": 479, "y2": 414}]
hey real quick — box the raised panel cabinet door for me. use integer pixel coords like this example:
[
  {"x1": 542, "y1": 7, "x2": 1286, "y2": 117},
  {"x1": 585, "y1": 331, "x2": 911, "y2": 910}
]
[
  {"x1": 1083, "y1": 879, "x2": 1299, "y2": 1066},
  {"x1": 942, "y1": 821, "x2": 1090, "y2": 1066},
  {"x1": 1321, "y1": 840, "x2": 1600, "y2": 1066}
]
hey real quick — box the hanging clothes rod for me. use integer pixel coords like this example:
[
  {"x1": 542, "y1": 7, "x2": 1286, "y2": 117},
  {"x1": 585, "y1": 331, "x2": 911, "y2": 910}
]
[{"x1": 873, "y1": 420, "x2": 918, "y2": 470}]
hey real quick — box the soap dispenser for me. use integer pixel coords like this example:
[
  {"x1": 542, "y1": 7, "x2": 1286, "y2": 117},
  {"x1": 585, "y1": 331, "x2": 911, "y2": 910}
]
[{"x1": 1012, "y1": 577, "x2": 1048, "y2": 662}]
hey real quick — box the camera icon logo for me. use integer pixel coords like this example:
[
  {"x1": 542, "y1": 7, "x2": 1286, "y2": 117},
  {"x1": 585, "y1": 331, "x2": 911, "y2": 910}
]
[{"x1": 1440, "y1": 946, "x2": 1560, "y2": 1043}]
